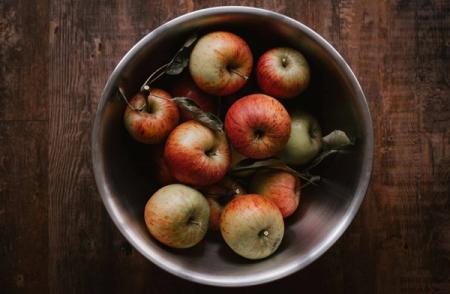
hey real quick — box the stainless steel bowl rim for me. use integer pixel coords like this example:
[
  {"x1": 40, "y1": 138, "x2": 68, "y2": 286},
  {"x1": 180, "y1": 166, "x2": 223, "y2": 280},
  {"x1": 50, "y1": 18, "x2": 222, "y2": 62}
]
[{"x1": 92, "y1": 6, "x2": 374, "y2": 287}]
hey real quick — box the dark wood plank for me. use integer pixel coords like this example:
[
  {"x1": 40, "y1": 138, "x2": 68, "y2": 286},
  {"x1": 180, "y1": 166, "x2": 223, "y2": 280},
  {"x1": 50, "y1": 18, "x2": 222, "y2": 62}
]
[
  {"x1": 0, "y1": 121, "x2": 48, "y2": 292},
  {"x1": 0, "y1": 0, "x2": 49, "y2": 292},
  {"x1": 0, "y1": 0, "x2": 49, "y2": 121},
  {"x1": 47, "y1": 0, "x2": 188, "y2": 293}
]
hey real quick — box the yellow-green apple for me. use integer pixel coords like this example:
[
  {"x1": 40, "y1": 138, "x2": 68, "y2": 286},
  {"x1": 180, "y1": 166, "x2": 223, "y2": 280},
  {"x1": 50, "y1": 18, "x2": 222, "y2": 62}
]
[
  {"x1": 249, "y1": 170, "x2": 300, "y2": 218},
  {"x1": 220, "y1": 194, "x2": 284, "y2": 259},
  {"x1": 189, "y1": 31, "x2": 253, "y2": 96},
  {"x1": 278, "y1": 110, "x2": 322, "y2": 165},
  {"x1": 256, "y1": 47, "x2": 310, "y2": 99},
  {"x1": 144, "y1": 184, "x2": 210, "y2": 248},
  {"x1": 164, "y1": 120, "x2": 231, "y2": 186},
  {"x1": 171, "y1": 74, "x2": 218, "y2": 121},
  {"x1": 202, "y1": 177, "x2": 246, "y2": 231},
  {"x1": 123, "y1": 88, "x2": 179, "y2": 144},
  {"x1": 224, "y1": 94, "x2": 291, "y2": 159}
]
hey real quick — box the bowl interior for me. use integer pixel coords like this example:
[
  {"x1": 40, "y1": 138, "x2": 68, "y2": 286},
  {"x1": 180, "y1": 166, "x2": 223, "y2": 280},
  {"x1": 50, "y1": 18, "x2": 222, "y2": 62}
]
[{"x1": 93, "y1": 7, "x2": 372, "y2": 286}]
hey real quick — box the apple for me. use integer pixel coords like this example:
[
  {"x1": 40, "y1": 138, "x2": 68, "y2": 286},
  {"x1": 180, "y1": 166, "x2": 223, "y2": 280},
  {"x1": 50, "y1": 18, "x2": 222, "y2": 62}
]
[
  {"x1": 224, "y1": 94, "x2": 291, "y2": 159},
  {"x1": 256, "y1": 47, "x2": 310, "y2": 99},
  {"x1": 206, "y1": 198, "x2": 223, "y2": 231},
  {"x1": 189, "y1": 31, "x2": 253, "y2": 96},
  {"x1": 220, "y1": 194, "x2": 284, "y2": 259},
  {"x1": 123, "y1": 88, "x2": 179, "y2": 144},
  {"x1": 164, "y1": 120, "x2": 231, "y2": 186},
  {"x1": 151, "y1": 145, "x2": 176, "y2": 186},
  {"x1": 171, "y1": 74, "x2": 218, "y2": 121},
  {"x1": 202, "y1": 177, "x2": 246, "y2": 231},
  {"x1": 277, "y1": 110, "x2": 322, "y2": 165},
  {"x1": 249, "y1": 170, "x2": 300, "y2": 218},
  {"x1": 144, "y1": 184, "x2": 210, "y2": 248}
]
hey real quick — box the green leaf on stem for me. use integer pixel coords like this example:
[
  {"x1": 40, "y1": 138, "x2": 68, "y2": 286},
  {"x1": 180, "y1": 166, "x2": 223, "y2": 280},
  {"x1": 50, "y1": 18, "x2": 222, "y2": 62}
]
[
  {"x1": 300, "y1": 130, "x2": 354, "y2": 172},
  {"x1": 172, "y1": 97, "x2": 224, "y2": 133},
  {"x1": 322, "y1": 130, "x2": 353, "y2": 150},
  {"x1": 166, "y1": 52, "x2": 189, "y2": 75},
  {"x1": 182, "y1": 34, "x2": 198, "y2": 48},
  {"x1": 140, "y1": 34, "x2": 198, "y2": 90},
  {"x1": 231, "y1": 158, "x2": 320, "y2": 185}
]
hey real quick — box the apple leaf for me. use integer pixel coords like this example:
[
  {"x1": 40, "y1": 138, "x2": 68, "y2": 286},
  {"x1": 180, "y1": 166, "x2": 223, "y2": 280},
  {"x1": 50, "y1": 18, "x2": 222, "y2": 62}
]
[
  {"x1": 300, "y1": 149, "x2": 341, "y2": 172},
  {"x1": 172, "y1": 97, "x2": 224, "y2": 132},
  {"x1": 165, "y1": 52, "x2": 189, "y2": 75},
  {"x1": 182, "y1": 33, "x2": 198, "y2": 48},
  {"x1": 300, "y1": 130, "x2": 354, "y2": 172},
  {"x1": 140, "y1": 34, "x2": 198, "y2": 90},
  {"x1": 322, "y1": 130, "x2": 353, "y2": 150},
  {"x1": 166, "y1": 34, "x2": 197, "y2": 75},
  {"x1": 231, "y1": 158, "x2": 320, "y2": 185}
]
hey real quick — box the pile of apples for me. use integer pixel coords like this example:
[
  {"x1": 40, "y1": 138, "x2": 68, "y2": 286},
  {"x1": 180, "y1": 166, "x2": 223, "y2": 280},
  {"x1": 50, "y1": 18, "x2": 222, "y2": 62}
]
[{"x1": 123, "y1": 31, "x2": 325, "y2": 260}]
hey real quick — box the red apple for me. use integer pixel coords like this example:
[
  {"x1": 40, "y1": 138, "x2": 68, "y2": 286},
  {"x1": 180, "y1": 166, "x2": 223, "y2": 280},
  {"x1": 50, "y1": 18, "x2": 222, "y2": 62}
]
[
  {"x1": 164, "y1": 120, "x2": 231, "y2": 186},
  {"x1": 144, "y1": 184, "x2": 210, "y2": 248},
  {"x1": 189, "y1": 31, "x2": 253, "y2": 96},
  {"x1": 220, "y1": 194, "x2": 284, "y2": 259},
  {"x1": 256, "y1": 47, "x2": 310, "y2": 99},
  {"x1": 171, "y1": 74, "x2": 218, "y2": 120},
  {"x1": 206, "y1": 198, "x2": 223, "y2": 231},
  {"x1": 123, "y1": 88, "x2": 179, "y2": 144},
  {"x1": 224, "y1": 94, "x2": 291, "y2": 159},
  {"x1": 203, "y1": 177, "x2": 246, "y2": 231},
  {"x1": 151, "y1": 145, "x2": 176, "y2": 186},
  {"x1": 249, "y1": 170, "x2": 300, "y2": 218}
]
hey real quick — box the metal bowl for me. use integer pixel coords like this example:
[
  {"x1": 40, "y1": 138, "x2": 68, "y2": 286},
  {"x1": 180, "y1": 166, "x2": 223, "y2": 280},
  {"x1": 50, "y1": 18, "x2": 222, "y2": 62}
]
[{"x1": 92, "y1": 6, "x2": 373, "y2": 287}]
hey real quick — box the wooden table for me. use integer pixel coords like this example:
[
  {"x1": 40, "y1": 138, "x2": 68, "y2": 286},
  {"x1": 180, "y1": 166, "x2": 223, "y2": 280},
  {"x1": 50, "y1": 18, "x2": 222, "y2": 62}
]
[{"x1": 1, "y1": 1, "x2": 449, "y2": 293}]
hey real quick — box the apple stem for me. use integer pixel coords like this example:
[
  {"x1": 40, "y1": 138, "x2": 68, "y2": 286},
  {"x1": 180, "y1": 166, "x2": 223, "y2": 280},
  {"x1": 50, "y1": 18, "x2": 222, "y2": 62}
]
[
  {"x1": 140, "y1": 62, "x2": 171, "y2": 92},
  {"x1": 259, "y1": 229, "x2": 270, "y2": 238},
  {"x1": 299, "y1": 175, "x2": 321, "y2": 189},
  {"x1": 229, "y1": 69, "x2": 249, "y2": 80},
  {"x1": 118, "y1": 87, "x2": 146, "y2": 111}
]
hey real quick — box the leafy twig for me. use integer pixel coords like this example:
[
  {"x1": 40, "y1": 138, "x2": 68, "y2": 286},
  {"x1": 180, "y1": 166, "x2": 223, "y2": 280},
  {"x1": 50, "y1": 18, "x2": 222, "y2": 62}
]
[
  {"x1": 172, "y1": 97, "x2": 224, "y2": 133},
  {"x1": 300, "y1": 130, "x2": 354, "y2": 172},
  {"x1": 140, "y1": 34, "x2": 198, "y2": 92},
  {"x1": 118, "y1": 87, "x2": 145, "y2": 111},
  {"x1": 231, "y1": 158, "x2": 320, "y2": 186}
]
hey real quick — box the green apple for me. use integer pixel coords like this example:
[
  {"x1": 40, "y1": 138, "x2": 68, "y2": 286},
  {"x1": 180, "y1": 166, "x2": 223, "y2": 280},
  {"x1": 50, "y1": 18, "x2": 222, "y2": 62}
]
[
  {"x1": 220, "y1": 194, "x2": 284, "y2": 259},
  {"x1": 278, "y1": 111, "x2": 322, "y2": 165},
  {"x1": 144, "y1": 184, "x2": 210, "y2": 248}
]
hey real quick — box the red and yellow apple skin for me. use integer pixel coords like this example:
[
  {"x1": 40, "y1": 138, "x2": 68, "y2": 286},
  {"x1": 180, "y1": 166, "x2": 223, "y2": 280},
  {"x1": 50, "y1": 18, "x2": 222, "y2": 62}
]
[
  {"x1": 123, "y1": 88, "x2": 179, "y2": 144},
  {"x1": 250, "y1": 170, "x2": 300, "y2": 218},
  {"x1": 171, "y1": 74, "x2": 218, "y2": 121},
  {"x1": 206, "y1": 198, "x2": 223, "y2": 231},
  {"x1": 256, "y1": 47, "x2": 310, "y2": 99},
  {"x1": 203, "y1": 177, "x2": 246, "y2": 231},
  {"x1": 164, "y1": 120, "x2": 231, "y2": 187},
  {"x1": 220, "y1": 194, "x2": 284, "y2": 260},
  {"x1": 151, "y1": 145, "x2": 176, "y2": 186},
  {"x1": 224, "y1": 94, "x2": 291, "y2": 159},
  {"x1": 144, "y1": 184, "x2": 210, "y2": 248},
  {"x1": 189, "y1": 31, "x2": 253, "y2": 96}
]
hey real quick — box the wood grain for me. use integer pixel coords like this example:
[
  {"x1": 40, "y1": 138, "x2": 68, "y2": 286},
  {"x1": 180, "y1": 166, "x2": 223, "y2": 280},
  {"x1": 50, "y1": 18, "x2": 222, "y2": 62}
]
[{"x1": 0, "y1": 0, "x2": 449, "y2": 293}]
